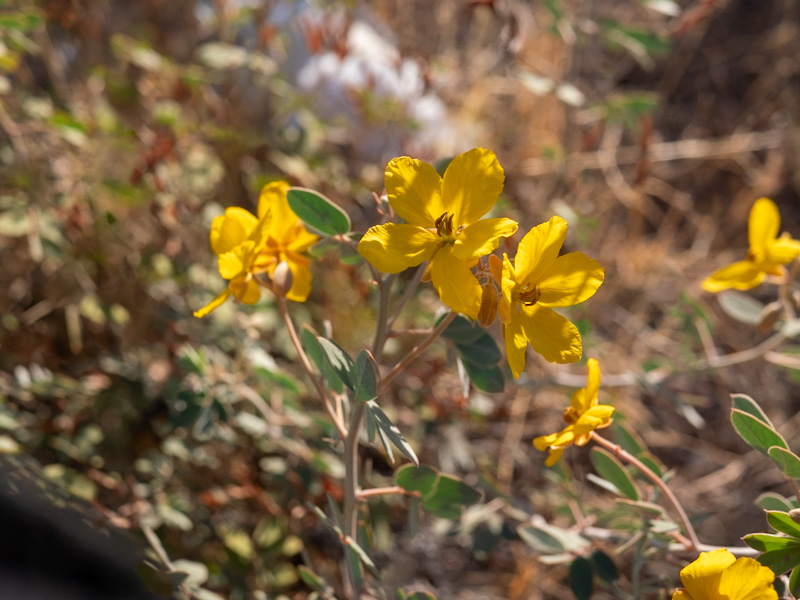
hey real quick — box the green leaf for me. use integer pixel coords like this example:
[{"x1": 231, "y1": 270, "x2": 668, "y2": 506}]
[
  {"x1": 770, "y1": 447, "x2": 800, "y2": 479},
  {"x1": 420, "y1": 474, "x2": 483, "y2": 519},
  {"x1": 287, "y1": 188, "x2": 351, "y2": 236},
  {"x1": 757, "y1": 492, "x2": 796, "y2": 512},
  {"x1": 615, "y1": 499, "x2": 667, "y2": 518},
  {"x1": 344, "y1": 544, "x2": 365, "y2": 588},
  {"x1": 317, "y1": 337, "x2": 356, "y2": 391},
  {"x1": 455, "y1": 333, "x2": 502, "y2": 366},
  {"x1": 590, "y1": 448, "x2": 640, "y2": 500},
  {"x1": 517, "y1": 523, "x2": 590, "y2": 554},
  {"x1": 767, "y1": 511, "x2": 800, "y2": 539},
  {"x1": 441, "y1": 314, "x2": 484, "y2": 344},
  {"x1": 730, "y1": 409, "x2": 788, "y2": 456},
  {"x1": 611, "y1": 420, "x2": 663, "y2": 477},
  {"x1": 344, "y1": 536, "x2": 379, "y2": 577},
  {"x1": 406, "y1": 593, "x2": 436, "y2": 600},
  {"x1": 354, "y1": 350, "x2": 380, "y2": 403},
  {"x1": 297, "y1": 565, "x2": 327, "y2": 592},
  {"x1": 461, "y1": 360, "x2": 505, "y2": 393},
  {"x1": 717, "y1": 291, "x2": 764, "y2": 326},
  {"x1": 300, "y1": 326, "x2": 344, "y2": 393},
  {"x1": 757, "y1": 543, "x2": 800, "y2": 575},
  {"x1": 731, "y1": 394, "x2": 775, "y2": 428},
  {"x1": 366, "y1": 400, "x2": 419, "y2": 465},
  {"x1": 569, "y1": 556, "x2": 594, "y2": 600},
  {"x1": 590, "y1": 549, "x2": 618, "y2": 582},
  {"x1": 395, "y1": 465, "x2": 438, "y2": 495},
  {"x1": 744, "y1": 533, "x2": 800, "y2": 552},
  {"x1": 789, "y1": 565, "x2": 800, "y2": 598}
]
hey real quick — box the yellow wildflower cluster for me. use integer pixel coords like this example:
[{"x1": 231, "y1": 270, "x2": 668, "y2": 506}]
[
  {"x1": 194, "y1": 181, "x2": 318, "y2": 318},
  {"x1": 358, "y1": 148, "x2": 605, "y2": 375}
]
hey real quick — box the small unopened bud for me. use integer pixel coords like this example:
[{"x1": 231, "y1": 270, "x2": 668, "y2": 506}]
[
  {"x1": 271, "y1": 261, "x2": 293, "y2": 297},
  {"x1": 477, "y1": 282, "x2": 499, "y2": 327},
  {"x1": 790, "y1": 508, "x2": 800, "y2": 524},
  {"x1": 488, "y1": 254, "x2": 503, "y2": 284}
]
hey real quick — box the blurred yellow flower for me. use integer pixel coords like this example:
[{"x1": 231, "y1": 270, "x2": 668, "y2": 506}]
[
  {"x1": 533, "y1": 358, "x2": 613, "y2": 466},
  {"x1": 672, "y1": 549, "x2": 777, "y2": 600},
  {"x1": 495, "y1": 216, "x2": 603, "y2": 376},
  {"x1": 357, "y1": 148, "x2": 518, "y2": 320},
  {"x1": 258, "y1": 181, "x2": 319, "y2": 302},
  {"x1": 703, "y1": 197, "x2": 800, "y2": 292},
  {"x1": 194, "y1": 181, "x2": 318, "y2": 317}
]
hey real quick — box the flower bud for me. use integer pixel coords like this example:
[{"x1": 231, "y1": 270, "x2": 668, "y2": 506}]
[
  {"x1": 271, "y1": 261, "x2": 294, "y2": 297},
  {"x1": 477, "y1": 282, "x2": 499, "y2": 327},
  {"x1": 790, "y1": 508, "x2": 800, "y2": 524}
]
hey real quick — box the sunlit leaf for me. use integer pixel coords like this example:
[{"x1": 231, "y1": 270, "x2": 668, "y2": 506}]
[
  {"x1": 757, "y1": 543, "x2": 800, "y2": 575},
  {"x1": 767, "y1": 511, "x2": 800, "y2": 539},
  {"x1": 354, "y1": 350, "x2": 380, "y2": 403},
  {"x1": 730, "y1": 409, "x2": 788, "y2": 456},
  {"x1": 744, "y1": 533, "x2": 800, "y2": 552},
  {"x1": 366, "y1": 400, "x2": 418, "y2": 465},
  {"x1": 316, "y1": 336, "x2": 356, "y2": 391},
  {"x1": 717, "y1": 290, "x2": 764, "y2": 326},
  {"x1": 769, "y1": 447, "x2": 800, "y2": 479},
  {"x1": 287, "y1": 188, "x2": 351, "y2": 236}
]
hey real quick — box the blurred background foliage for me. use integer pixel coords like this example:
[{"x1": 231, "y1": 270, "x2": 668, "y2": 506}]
[{"x1": 2, "y1": 0, "x2": 800, "y2": 598}]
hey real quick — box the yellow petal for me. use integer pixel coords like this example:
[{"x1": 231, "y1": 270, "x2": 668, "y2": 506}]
[
  {"x1": 702, "y1": 260, "x2": 765, "y2": 292},
  {"x1": 284, "y1": 259, "x2": 313, "y2": 303},
  {"x1": 573, "y1": 405, "x2": 615, "y2": 444},
  {"x1": 718, "y1": 557, "x2": 777, "y2": 600},
  {"x1": 194, "y1": 288, "x2": 233, "y2": 318},
  {"x1": 515, "y1": 216, "x2": 568, "y2": 285},
  {"x1": 749, "y1": 197, "x2": 780, "y2": 261},
  {"x1": 231, "y1": 276, "x2": 261, "y2": 304},
  {"x1": 385, "y1": 157, "x2": 444, "y2": 227},
  {"x1": 218, "y1": 247, "x2": 246, "y2": 280},
  {"x1": 765, "y1": 234, "x2": 800, "y2": 266},
  {"x1": 210, "y1": 207, "x2": 259, "y2": 255},
  {"x1": 680, "y1": 549, "x2": 736, "y2": 600},
  {"x1": 257, "y1": 180, "x2": 291, "y2": 220},
  {"x1": 503, "y1": 317, "x2": 528, "y2": 378},
  {"x1": 287, "y1": 227, "x2": 319, "y2": 254},
  {"x1": 518, "y1": 304, "x2": 582, "y2": 364},
  {"x1": 544, "y1": 446, "x2": 567, "y2": 467},
  {"x1": 441, "y1": 148, "x2": 504, "y2": 225},
  {"x1": 430, "y1": 245, "x2": 483, "y2": 319},
  {"x1": 452, "y1": 218, "x2": 518, "y2": 260},
  {"x1": 498, "y1": 254, "x2": 516, "y2": 324},
  {"x1": 538, "y1": 252, "x2": 605, "y2": 307},
  {"x1": 671, "y1": 590, "x2": 693, "y2": 600},
  {"x1": 357, "y1": 223, "x2": 439, "y2": 273},
  {"x1": 570, "y1": 358, "x2": 602, "y2": 413}
]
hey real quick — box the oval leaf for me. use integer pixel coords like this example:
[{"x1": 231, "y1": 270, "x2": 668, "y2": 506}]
[
  {"x1": 441, "y1": 314, "x2": 485, "y2": 344},
  {"x1": 769, "y1": 447, "x2": 800, "y2": 479},
  {"x1": 789, "y1": 565, "x2": 800, "y2": 598},
  {"x1": 590, "y1": 448, "x2": 640, "y2": 500},
  {"x1": 367, "y1": 400, "x2": 419, "y2": 465},
  {"x1": 717, "y1": 290, "x2": 764, "y2": 325},
  {"x1": 756, "y1": 492, "x2": 795, "y2": 513},
  {"x1": 744, "y1": 533, "x2": 800, "y2": 552},
  {"x1": 301, "y1": 326, "x2": 344, "y2": 393},
  {"x1": 317, "y1": 336, "x2": 355, "y2": 391},
  {"x1": 518, "y1": 522, "x2": 589, "y2": 554},
  {"x1": 757, "y1": 543, "x2": 800, "y2": 575},
  {"x1": 590, "y1": 549, "x2": 619, "y2": 582},
  {"x1": 461, "y1": 360, "x2": 505, "y2": 393},
  {"x1": 354, "y1": 350, "x2": 380, "y2": 403},
  {"x1": 569, "y1": 556, "x2": 594, "y2": 600},
  {"x1": 421, "y1": 474, "x2": 482, "y2": 519},
  {"x1": 287, "y1": 187, "x2": 351, "y2": 236},
  {"x1": 731, "y1": 409, "x2": 788, "y2": 456},
  {"x1": 767, "y1": 511, "x2": 800, "y2": 539},
  {"x1": 395, "y1": 465, "x2": 438, "y2": 495},
  {"x1": 731, "y1": 394, "x2": 775, "y2": 427},
  {"x1": 455, "y1": 333, "x2": 502, "y2": 366}
]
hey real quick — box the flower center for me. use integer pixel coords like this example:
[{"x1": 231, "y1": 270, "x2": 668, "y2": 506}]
[
  {"x1": 518, "y1": 285, "x2": 541, "y2": 306},
  {"x1": 435, "y1": 212, "x2": 455, "y2": 238},
  {"x1": 563, "y1": 407, "x2": 579, "y2": 424}
]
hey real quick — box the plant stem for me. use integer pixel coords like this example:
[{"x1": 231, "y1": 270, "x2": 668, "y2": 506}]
[
  {"x1": 386, "y1": 264, "x2": 425, "y2": 330},
  {"x1": 274, "y1": 293, "x2": 347, "y2": 438},
  {"x1": 591, "y1": 432, "x2": 701, "y2": 550},
  {"x1": 356, "y1": 485, "x2": 418, "y2": 500},
  {"x1": 787, "y1": 476, "x2": 800, "y2": 505},
  {"x1": 380, "y1": 312, "x2": 457, "y2": 391}
]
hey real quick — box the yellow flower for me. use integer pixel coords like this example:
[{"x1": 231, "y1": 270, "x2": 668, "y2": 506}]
[
  {"x1": 533, "y1": 358, "x2": 613, "y2": 466},
  {"x1": 194, "y1": 181, "x2": 318, "y2": 317},
  {"x1": 495, "y1": 215, "x2": 603, "y2": 376},
  {"x1": 357, "y1": 148, "x2": 518, "y2": 320},
  {"x1": 258, "y1": 181, "x2": 319, "y2": 302},
  {"x1": 672, "y1": 549, "x2": 777, "y2": 600},
  {"x1": 703, "y1": 197, "x2": 800, "y2": 292}
]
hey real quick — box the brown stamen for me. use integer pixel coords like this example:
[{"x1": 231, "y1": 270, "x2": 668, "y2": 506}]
[{"x1": 519, "y1": 286, "x2": 541, "y2": 306}]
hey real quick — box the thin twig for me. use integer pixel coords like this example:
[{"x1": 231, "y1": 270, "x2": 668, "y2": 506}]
[
  {"x1": 591, "y1": 432, "x2": 701, "y2": 551},
  {"x1": 386, "y1": 264, "x2": 426, "y2": 330},
  {"x1": 357, "y1": 485, "x2": 417, "y2": 500}
]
